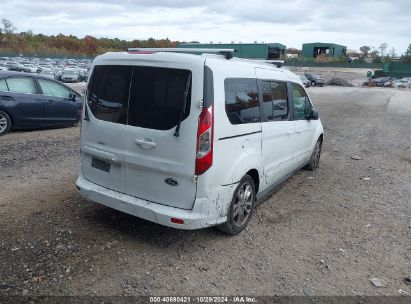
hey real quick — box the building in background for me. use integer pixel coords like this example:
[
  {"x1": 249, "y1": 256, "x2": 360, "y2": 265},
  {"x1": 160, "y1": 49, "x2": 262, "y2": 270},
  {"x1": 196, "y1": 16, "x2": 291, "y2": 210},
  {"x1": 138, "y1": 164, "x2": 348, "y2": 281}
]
[
  {"x1": 302, "y1": 43, "x2": 347, "y2": 59},
  {"x1": 178, "y1": 43, "x2": 286, "y2": 60}
]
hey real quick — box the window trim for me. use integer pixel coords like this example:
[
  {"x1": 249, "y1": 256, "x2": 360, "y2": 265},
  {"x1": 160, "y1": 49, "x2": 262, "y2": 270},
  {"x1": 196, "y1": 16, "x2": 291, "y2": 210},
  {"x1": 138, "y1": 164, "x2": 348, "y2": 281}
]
[{"x1": 258, "y1": 79, "x2": 291, "y2": 122}]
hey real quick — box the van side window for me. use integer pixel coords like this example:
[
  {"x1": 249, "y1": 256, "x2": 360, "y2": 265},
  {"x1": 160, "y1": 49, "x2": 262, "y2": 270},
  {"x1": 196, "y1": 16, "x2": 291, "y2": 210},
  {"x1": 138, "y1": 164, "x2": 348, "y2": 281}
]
[
  {"x1": 87, "y1": 65, "x2": 132, "y2": 125},
  {"x1": 224, "y1": 78, "x2": 260, "y2": 124},
  {"x1": 292, "y1": 83, "x2": 310, "y2": 120},
  {"x1": 128, "y1": 67, "x2": 191, "y2": 130},
  {"x1": 261, "y1": 81, "x2": 288, "y2": 121}
]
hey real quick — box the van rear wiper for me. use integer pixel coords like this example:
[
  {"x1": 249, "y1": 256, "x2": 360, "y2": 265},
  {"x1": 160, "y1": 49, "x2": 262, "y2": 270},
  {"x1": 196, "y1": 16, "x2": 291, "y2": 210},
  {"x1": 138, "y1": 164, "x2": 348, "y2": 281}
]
[{"x1": 174, "y1": 73, "x2": 192, "y2": 137}]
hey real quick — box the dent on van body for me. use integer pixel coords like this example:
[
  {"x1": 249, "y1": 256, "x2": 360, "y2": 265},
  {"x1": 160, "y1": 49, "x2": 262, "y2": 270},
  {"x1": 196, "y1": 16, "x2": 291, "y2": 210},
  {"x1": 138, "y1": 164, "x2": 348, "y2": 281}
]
[{"x1": 217, "y1": 135, "x2": 263, "y2": 188}]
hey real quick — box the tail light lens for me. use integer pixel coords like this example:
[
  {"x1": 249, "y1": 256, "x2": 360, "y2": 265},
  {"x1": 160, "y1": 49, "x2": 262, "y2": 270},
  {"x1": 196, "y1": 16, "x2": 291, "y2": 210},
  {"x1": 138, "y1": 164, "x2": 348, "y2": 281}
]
[{"x1": 195, "y1": 105, "x2": 213, "y2": 175}]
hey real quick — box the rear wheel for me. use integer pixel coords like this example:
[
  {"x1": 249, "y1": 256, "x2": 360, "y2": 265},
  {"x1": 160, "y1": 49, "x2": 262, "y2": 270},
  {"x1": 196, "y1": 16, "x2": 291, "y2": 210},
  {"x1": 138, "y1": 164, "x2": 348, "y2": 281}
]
[
  {"x1": 218, "y1": 175, "x2": 255, "y2": 235},
  {"x1": 0, "y1": 110, "x2": 11, "y2": 136},
  {"x1": 306, "y1": 138, "x2": 322, "y2": 170}
]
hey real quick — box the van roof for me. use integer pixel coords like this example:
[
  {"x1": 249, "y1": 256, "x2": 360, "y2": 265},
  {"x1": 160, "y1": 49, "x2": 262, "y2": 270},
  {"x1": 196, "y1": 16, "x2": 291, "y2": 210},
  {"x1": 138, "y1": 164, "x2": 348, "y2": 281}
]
[{"x1": 94, "y1": 51, "x2": 302, "y2": 84}]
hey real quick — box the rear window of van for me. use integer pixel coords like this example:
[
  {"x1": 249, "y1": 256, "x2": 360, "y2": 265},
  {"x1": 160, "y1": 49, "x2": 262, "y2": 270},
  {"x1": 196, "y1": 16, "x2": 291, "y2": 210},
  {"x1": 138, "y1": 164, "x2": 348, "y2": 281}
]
[{"x1": 87, "y1": 65, "x2": 192, "y2": 130}]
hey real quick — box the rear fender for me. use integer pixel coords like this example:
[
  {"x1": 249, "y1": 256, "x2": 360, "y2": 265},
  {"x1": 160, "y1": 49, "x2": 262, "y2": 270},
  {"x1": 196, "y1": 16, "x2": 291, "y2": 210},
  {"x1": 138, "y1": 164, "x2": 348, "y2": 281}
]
[{"x1": 221, "y1": 148, "x2": 263, "y2": 190}]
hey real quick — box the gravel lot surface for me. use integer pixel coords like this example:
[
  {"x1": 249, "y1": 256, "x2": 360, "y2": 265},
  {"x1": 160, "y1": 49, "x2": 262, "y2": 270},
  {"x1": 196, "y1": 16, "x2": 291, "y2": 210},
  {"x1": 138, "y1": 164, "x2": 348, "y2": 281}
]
[{"x1": 0, "y1": 85, "x2": 410, "y2": 297}]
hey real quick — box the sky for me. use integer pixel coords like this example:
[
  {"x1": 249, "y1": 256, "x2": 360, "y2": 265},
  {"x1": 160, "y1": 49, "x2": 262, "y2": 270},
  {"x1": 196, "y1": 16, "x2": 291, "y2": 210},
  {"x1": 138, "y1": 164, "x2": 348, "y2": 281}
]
[{"x1": 1, "y1": 0, "x2": 410, "y2": 54}]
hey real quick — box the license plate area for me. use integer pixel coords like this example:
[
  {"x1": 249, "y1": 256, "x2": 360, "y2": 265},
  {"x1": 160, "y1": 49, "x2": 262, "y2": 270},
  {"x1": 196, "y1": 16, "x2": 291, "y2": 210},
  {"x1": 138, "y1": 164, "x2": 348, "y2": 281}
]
[{"x1": 91, "y1": 158, "x2": 110, "y2": 172}]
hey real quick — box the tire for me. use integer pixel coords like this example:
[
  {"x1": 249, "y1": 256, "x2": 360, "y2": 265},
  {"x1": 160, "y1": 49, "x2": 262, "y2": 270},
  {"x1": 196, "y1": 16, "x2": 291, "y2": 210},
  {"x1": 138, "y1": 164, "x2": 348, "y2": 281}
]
[
  {"x1": 0, "y1": 110, "x2": 11, "y2": 136},
  {"x1": 305, "y1": 138, "x2": 322, "y2": 171},
  {"x1": 218, "y1": 175, "x2": 256, "y2": 235}
]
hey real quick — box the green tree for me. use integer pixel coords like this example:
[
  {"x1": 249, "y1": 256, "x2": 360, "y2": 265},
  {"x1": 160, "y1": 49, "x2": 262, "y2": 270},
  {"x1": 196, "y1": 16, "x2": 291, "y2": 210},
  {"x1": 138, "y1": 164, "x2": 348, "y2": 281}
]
[
  {"x1": 406, "y1": 43, "x2": 411, "y2": 56},
  {"x1": 0, "y1": 19, "x2": 17, "y2": 48},
  {"x1": 0, "y1": 19, "x2": 16, "y2": 35},
  {"x1": 359, "y1": 45, "x2": 371, "y2": 57},
  {"x1": 400, "y1": 43, "x2": 411, "y2": 62},
  {"x1": 378, "y1": 43, "x2": 388, "y2": 57},
  {"x1": 373, "y1": 56, "x2": 382, "y2": 63}
]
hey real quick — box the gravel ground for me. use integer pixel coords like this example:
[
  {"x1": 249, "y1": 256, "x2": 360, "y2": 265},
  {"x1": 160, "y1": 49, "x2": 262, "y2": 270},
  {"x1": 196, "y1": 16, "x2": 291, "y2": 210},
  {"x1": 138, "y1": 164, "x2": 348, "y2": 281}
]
[{"x1": 0, "y1": 85, "x2": 410, "y2": 297}]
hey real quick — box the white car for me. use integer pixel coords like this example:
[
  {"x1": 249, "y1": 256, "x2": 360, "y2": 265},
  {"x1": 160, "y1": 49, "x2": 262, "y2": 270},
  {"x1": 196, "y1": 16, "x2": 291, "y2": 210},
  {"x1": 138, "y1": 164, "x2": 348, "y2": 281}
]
[
  {"x1": 23, "y1": 64, "x2": 39, "y2": 73},
  {"x1": 39, "y1": 68, "x2": 56, "y2": 79},
  {"x1": 76, "y1": 49, "x2": 324, "y2": 234},
  {"x1": 61, "y1": 67, "x2": 81, "y2": 82},
  {"x1": 393, "y1": 78, "x2": 411, "y2": 88}
]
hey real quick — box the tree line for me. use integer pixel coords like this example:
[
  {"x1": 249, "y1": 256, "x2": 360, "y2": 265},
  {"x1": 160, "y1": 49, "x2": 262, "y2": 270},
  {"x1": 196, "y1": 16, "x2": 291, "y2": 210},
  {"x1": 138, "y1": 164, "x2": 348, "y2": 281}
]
[
  {"x1": 0, "y1": 19, "x2": 180, "y2": 57},
  {"x1": 358, "y1": 43, "x2": 411, "y2": 63}
]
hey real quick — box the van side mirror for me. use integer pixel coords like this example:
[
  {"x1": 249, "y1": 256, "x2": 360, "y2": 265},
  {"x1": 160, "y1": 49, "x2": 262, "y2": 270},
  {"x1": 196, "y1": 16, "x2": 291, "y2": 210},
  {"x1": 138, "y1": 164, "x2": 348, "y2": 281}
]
[
  {"x1": 309, "y1": 109, "x2": 319, "y2": 120},
  {"x1": 303, "y1": 98, "x2": 312, "y2": 116},
  {"x1": 69, "y1": 92, "x2": 77, "y2": 102}
]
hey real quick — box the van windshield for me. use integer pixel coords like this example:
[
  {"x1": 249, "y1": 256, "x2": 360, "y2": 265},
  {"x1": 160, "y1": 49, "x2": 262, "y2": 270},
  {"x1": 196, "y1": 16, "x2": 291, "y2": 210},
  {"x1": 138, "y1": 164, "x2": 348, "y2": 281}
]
[{"x1": 87, "y1": 65, "x2": 192, "y2": 130}]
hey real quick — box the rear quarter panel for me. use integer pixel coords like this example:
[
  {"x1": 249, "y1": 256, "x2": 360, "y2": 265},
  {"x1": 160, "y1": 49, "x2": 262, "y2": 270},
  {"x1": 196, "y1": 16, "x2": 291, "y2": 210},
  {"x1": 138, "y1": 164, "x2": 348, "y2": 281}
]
[{"x1": 196, "y1": 59, "x2": 263, "y2": 198}]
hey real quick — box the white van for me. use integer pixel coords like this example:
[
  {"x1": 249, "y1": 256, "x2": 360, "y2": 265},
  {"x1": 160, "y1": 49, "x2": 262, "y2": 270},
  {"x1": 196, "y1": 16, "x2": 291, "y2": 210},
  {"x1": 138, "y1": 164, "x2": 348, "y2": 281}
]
[{"x1": 76, "y1": 48, "x2": 324, "y2": 234}]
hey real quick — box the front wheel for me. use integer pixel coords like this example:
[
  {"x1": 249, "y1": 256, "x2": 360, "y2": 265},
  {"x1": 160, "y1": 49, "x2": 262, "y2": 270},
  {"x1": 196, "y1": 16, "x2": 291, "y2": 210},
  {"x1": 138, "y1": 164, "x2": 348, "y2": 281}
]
[
  {"x1": 218, "y1": 175, "x2": 255, "y2": 235},
  {"x1": 0, "y1": 110, "x2": 11, "y2": 136},
  {"x1": 305, "y1": 138, "x2": 322, "y2": 170}
]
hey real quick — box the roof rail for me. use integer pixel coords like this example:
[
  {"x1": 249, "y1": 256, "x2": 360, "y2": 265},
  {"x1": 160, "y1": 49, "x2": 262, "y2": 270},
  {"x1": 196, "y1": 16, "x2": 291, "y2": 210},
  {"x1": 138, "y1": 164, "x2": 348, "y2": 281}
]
[{"x1": 127, "y1": 48, "x2": 238, "y2": 59}]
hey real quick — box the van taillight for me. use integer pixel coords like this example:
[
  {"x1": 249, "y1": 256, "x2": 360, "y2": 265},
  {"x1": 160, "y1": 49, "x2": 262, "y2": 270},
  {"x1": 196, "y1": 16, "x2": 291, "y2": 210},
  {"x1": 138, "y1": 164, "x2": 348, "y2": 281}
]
[{"x1": 195, "y1": 105, "x2": 213, "y2": 175}]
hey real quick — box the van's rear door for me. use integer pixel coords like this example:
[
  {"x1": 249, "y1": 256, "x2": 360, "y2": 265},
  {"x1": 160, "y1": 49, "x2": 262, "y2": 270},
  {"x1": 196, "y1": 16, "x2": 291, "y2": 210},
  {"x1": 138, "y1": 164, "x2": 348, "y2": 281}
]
[
  {"x1": 80, "y1": 65, "x2": 132, "y2": 193},
  {"x1": 124, "y1": 54, "x2": 205, "y2": 210}
]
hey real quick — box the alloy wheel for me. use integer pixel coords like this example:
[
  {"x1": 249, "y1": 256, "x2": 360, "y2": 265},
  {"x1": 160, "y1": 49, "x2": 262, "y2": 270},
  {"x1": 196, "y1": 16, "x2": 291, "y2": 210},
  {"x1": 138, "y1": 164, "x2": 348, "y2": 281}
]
[
  {"x1": 0, "y1": 113, "x2": 7, "y2": 133},
  {"x1": 233, "y1": 182, "x2": 254, "y2": 227}
]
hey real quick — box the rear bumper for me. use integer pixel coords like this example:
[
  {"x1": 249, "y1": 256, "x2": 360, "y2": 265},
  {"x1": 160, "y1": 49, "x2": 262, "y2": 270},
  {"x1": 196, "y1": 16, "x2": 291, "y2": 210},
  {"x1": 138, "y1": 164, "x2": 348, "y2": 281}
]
[{"x1": 76, "y1": 174, "x2": 233, "y2": 230}]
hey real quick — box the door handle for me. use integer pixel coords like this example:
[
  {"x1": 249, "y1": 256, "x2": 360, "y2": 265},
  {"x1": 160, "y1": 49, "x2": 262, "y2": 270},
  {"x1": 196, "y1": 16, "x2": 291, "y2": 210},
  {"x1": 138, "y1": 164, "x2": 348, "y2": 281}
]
[
  {"x1": 135, "y1": 139, "x2": 157, "y2": 149},
  {"x1": 0, "y1": 96, "x2": 14, "y2": 101},
  {"x1": 296, "y1": 129, "x2": 303, "y2": 134},
  {"x1": 47, "y1": 99, "x2": 55, "y2": 104}
]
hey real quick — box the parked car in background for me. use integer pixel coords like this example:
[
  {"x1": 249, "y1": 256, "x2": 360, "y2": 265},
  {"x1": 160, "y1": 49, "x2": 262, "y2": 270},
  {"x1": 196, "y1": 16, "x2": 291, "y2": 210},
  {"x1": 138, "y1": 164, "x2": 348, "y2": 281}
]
[
  {"x1": 0, "y1": 71, "x2": 82, "y2": 136},
  {"x1": 5, "y1": 62, "x2": 26, "y2": 72},
  {"x1": 61, "y1": 67, "x2": 81, "y2": 82},
  {"x1": 79, "y1": 68, "x2": 88, "y2": 81},
  {"x1": 23, "y1": 64, "x2": 40, "y2": 73},
  {"x1": 373, "y1": 77, "x2": 395, "y2": 87},
  {"x1": 39, "y1": 69, "x2": 57, "y2": 80},
  {"x1": 300, "y1": 75, "x2": 311, "y2": 88},
  {"x1": 304, "y1": 73, "x2": 325, "y2": 87},
  {"x1": 393, "y1": 78, "x2": 411, "y2": 88},
  {"x1": 53, "y1": 67, "x2": 65, "y2": 81}
]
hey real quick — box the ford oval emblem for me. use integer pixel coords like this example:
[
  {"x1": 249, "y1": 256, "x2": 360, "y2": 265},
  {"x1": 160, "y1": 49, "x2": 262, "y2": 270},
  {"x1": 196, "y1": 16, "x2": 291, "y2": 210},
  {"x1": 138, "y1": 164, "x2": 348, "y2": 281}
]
[{"x1": 165, "y1": 178, "x2": 179, "y2": 186}]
